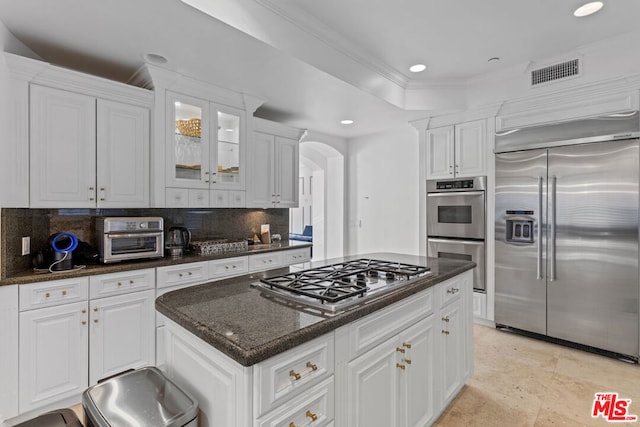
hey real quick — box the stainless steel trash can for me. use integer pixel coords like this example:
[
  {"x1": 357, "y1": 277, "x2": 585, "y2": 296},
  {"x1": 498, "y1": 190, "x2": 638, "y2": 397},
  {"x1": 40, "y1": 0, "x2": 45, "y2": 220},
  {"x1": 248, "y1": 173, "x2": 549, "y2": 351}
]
[{"x1": 82, "y1": 366, "x2": 198, "y2": 427}]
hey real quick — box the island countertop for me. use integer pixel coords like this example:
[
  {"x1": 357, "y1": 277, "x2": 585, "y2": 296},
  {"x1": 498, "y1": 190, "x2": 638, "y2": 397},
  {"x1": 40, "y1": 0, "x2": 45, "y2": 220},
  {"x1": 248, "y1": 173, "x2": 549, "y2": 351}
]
[{"x1": 155, "y1": 253, "x2": 475, "y2": 366}]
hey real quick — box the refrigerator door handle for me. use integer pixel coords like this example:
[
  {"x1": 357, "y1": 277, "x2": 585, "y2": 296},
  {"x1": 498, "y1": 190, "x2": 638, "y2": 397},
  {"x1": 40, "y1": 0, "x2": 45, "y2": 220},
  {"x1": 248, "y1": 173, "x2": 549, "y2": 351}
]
[
  {"x1": 549, "y1": 175, "x2": 557, "y2": 281},
  {"x1": 537, "y1": 176, "x2": 543, "y2": 280}
]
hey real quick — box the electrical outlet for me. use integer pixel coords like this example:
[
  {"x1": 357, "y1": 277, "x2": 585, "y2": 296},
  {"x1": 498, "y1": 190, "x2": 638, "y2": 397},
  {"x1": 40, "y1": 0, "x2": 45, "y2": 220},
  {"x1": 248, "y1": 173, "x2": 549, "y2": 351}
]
[{"x1": 21, "y1": 236, "x2": 30, "y2": 256}]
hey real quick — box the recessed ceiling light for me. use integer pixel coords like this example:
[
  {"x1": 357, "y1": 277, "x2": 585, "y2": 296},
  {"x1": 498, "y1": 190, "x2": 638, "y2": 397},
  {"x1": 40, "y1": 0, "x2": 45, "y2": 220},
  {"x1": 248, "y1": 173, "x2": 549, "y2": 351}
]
[
  {"x1": 574, "y1": 2, "x2": 603, "y2": 17},
  {"x1": 341, "y1": 119, "x2": 354, "y2": 125},
  {"x1": 143, "y1": 53, "x2": 168, "y2": 64},
  {"x1": 409, "y1": 64, "x2": 427, "y2": 73}
]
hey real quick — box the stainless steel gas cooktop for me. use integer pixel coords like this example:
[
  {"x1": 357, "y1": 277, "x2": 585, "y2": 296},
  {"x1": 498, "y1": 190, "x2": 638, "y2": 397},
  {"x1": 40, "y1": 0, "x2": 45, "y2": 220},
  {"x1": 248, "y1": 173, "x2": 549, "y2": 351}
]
[{"x1": 253, "y1": 258, "x2": 431, "y2": 314}]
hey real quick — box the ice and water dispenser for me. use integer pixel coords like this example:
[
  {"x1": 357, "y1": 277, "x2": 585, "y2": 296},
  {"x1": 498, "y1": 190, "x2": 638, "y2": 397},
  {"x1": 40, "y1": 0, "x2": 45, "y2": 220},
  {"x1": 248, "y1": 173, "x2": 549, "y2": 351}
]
[{"x1": 505, "y1": 210, "x2": 535, "y2": 243}]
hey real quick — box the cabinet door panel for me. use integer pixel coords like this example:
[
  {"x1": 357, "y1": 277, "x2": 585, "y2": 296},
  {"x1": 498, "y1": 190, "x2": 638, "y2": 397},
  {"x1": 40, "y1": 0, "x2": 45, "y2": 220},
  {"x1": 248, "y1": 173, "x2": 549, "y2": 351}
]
[
  {"x1": 19, "y1": 301, "x2": 88, "y2": 412},
  {"x1": 30, "y1": 85, "x2": 96, "y2": 207},
  {"x1": 426, "y1": 126, "x2": 454, "y2": 179},
  {"x1": 440, "y1": 299, "x2": 463, "y2": 406},
  {"x1": 89, "y1": 290, "x2": 155, "y2": 385},
  {"x1": 213, "y1": 104, "x2": 245, "y2": 190},
  {"x1": 400, "y1": 317, "x2": 436, "y2": 427},
  {"x1": 97, "y1": 100, "x2": 149, "y2": 207},
  {"x1": 455, "y1": 120, "x2": 486, "y2": 177},
  {"x1": 275, "y1": 136, "x2": 299, "y2": 207},
  {"x1": 347, "y1": 338, "x2": 399, "y2": 427},
  {"x1": 248, "y1": 132, "x2": 276, "y2": 207}
]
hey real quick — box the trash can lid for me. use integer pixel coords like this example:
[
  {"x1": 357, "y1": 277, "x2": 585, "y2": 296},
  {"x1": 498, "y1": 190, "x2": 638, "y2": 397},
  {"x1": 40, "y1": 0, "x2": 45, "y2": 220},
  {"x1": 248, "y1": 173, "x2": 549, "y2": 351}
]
[{"x1": 82, "y1": 367, "x2": 198, "y2": 427}]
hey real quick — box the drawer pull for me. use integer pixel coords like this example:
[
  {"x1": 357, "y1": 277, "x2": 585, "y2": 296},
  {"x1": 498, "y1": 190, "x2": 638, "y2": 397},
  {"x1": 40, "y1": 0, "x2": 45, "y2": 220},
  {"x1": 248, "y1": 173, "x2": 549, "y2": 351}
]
[
  {"x1": 442, "y1": 316, "x2": 450, "y2": 322},
  {"x1": 81, "y1": 309, "x2": 87, "y2": 314},
  {"x1": 289, "y1": 370, "x2": 301, "y2": 380},
  {"x1": 189, "y1": 272, "x2": 193, "y2": 276},
  {"x1": 225, "y1": 266, "x2": 229, "y2": 269},
  {"x1": 306, "y1": 410, "x2": 318, "y2": 421},
  {"x1": 442, "y1": 330, "x2": 450, "y2": 335},
  {"x1": 129, "y1": 280, "x2": 134, "y2": 284},
  {"x1": 94, "y1": 319, "x2": 99, "y2": 324},
  {"x1": 403, "y1": 358, "x2": 412, "y2": 365},
  {"x1": 306, "y1": 361, "x2": 318, "y2": 371},
  {"x1": 396, "y1": 363, "x2": 406, "y2": 370},
  {"x1": 93, "y1": 307, "x2": 99, "y2": 312},
  {"x1": 179, "y1": 273, "x2": 183, "y2": 277},
  {"x1": 82, "y1": 321, "x2": 87, "y2": 325},
  {"x1": 402, "y1": 342, "x2": 412, "y2": 349},
  {"x1": 62, "y1": 290, "x2": 67, "y2": 296},
  {"x1": 45, "y1": 292, "x2": 50, "y2": 298},
  {"x1": 289, "y1": 423, "x2": 296, "y2": 427},
  {"x1": 117, "y1": 282, "x2": 122, "y2": 287},
  {"x1": 447, "y1": 287, "x2": 460, "y2": 294},
  {"x1": 396, "y1": 347, "x2": 405, "y2": 354}
]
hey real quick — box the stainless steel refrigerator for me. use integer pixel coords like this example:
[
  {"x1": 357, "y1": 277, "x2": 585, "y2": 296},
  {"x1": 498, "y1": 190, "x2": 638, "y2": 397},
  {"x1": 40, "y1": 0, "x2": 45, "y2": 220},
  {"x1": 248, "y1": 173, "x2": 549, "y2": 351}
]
[{"x1": 495, "y1": 116, "x2": 640, "y2": 359}]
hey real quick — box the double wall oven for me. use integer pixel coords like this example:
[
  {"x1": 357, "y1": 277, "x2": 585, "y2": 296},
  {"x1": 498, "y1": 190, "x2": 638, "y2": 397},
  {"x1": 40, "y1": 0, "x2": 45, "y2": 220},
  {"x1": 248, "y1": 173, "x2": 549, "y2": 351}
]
[{"x1": 427, "y1": 176, "x2": 486, "y2": 292}]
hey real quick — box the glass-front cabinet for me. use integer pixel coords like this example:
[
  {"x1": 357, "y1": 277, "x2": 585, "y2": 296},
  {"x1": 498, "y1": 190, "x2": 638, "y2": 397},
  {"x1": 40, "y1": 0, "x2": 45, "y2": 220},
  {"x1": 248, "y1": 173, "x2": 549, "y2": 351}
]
[{"x1": 166, "y1": 91, "x2": 245, "y2": 196}]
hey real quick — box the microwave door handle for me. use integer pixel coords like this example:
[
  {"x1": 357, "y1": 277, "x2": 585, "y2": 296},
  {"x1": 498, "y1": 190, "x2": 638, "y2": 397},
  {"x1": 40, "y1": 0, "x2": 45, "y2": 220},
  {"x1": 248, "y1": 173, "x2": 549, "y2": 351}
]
[
  {"x1": 549, "y1": 175, "x2": 557, "y2": 281},
  {"x1": 107, "y1": 232, "x2": 161, "y2": 239},
  {"x1": 537, "y1": 176, "x2": 543, "y2": 280}
]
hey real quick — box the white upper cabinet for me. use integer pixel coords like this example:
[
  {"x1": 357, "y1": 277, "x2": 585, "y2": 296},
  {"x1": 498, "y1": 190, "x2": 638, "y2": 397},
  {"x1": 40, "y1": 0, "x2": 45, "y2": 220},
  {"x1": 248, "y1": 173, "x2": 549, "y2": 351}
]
[
  {"x1": 426, "y1": 119, "x2": 486, "y2": 179},
  {"x1": 30, "y1": 85, "x2": 97, "y2": 208},
  {"x1": 248, "y1": 118, "x2": 301, "y2": 208},
  {"x1": 2, "y1": 53, "x2": 153, "y2": 208},
  {"x1": 165, "y1": 91, "x2": 247, "y2": 207},
  {"x1": 30, "y1": 86, "x2": 150, "y2": 208}
]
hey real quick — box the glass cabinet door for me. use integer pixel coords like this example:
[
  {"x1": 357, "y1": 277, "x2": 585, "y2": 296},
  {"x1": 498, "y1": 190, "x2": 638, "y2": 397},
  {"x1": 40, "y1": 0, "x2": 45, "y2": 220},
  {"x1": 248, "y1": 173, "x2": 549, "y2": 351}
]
[
  {"x1": 212, "y1": 105, "x2": 245, "y2": 189},
  {"x1": 167, "y1": 93, "x2": 210, "y2": 188}
]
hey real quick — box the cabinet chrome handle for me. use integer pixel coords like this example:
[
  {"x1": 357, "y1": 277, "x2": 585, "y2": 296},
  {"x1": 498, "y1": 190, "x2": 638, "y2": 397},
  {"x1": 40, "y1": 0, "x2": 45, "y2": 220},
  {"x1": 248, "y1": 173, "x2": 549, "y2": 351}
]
[
  {"x1": 396, "y1": 363, "x2": 406, "y2": 370},
  {"x1": 306, "y1": 361, "x2": 317, "y2": 371},
  {"x1": 442, "y1": 316, "x2": 450, "y2": 322},
  {"x1": 442, "y1": 330, "x2": 450, "y2": 335},
  {"x1": 402, "y1": 342, "x2": 411, "y2": 349},
  {"x1": 306, "y1": 410, "x2": 318, "y2": 421},
  {"x1": 289, "y1": 370, "x2": 301, "y2": 381},
  {"x1": 396, "y1": 347, "x2": 405, "y2": 354}
]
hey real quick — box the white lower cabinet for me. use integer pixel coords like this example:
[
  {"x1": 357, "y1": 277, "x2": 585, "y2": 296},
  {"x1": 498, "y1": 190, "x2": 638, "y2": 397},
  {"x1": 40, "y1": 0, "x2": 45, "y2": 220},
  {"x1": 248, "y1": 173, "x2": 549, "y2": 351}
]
[
  {"x1": 89, "y1": 289, "x2": 155, "y2": 385},
  {"x1": 17, "y1": 270, "x2": 156, "y2": 416},
  {"x1": 0, "y1": 285, "x2": 19, "y2": 423},
  {"x1": 19, "y1": 299, "x2": 89, "y2": 413}
]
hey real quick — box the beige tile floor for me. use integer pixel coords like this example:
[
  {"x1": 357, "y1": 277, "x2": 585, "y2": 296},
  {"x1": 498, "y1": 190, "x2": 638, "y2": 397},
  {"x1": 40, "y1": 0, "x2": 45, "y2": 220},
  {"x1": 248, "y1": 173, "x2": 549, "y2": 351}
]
[
  {"x1": 435, "y1": 325, "x2": 640, "y2": 427},
  {"x1": 70, "y1": 324, "x2": 639, "y2": 426}
]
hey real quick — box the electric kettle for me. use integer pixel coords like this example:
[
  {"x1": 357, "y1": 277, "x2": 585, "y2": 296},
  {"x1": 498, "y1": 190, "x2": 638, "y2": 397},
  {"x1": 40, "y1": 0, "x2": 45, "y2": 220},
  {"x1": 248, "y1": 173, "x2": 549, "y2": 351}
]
[{"x1": 165, "y1": 226, "x2": 191, "y2": 257}]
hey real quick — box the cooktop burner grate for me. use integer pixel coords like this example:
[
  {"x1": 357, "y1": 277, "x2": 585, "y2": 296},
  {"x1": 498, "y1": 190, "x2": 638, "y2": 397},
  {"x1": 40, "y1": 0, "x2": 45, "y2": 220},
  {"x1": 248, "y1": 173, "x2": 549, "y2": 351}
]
[{"x1": 259, "y1": 258, "x2": 431, "y2": 305}]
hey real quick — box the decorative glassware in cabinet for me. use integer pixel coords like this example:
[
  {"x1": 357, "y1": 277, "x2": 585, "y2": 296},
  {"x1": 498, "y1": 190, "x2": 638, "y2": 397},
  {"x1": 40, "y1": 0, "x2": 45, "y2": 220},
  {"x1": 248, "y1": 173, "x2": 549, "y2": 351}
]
[
  {"x1": 174, "y1": 102, "x2": 203, "y2": 181},
  {"x1": 216, "y1": 111, "x2": 240, "y2": 184}
]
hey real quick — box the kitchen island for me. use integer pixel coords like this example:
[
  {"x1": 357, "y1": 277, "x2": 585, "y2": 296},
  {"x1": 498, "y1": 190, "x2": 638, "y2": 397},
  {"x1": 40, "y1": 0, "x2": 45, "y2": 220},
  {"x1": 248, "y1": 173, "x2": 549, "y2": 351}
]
[{"x1": 156, "y1": 253, "x2": 475, "y2": 427}]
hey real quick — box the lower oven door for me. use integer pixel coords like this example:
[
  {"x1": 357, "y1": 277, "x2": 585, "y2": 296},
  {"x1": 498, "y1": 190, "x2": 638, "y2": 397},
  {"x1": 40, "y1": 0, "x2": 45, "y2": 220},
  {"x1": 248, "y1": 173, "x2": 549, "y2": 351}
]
[{"x1": 427, "y1": 237, "x2": 485, "y2": 291}]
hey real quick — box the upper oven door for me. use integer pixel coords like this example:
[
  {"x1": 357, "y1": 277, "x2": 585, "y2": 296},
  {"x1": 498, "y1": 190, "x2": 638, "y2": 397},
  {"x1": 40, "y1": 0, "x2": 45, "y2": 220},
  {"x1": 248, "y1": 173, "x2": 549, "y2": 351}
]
[{"x1": 427, "y1": 190, "x2": 485, "y2": 239}]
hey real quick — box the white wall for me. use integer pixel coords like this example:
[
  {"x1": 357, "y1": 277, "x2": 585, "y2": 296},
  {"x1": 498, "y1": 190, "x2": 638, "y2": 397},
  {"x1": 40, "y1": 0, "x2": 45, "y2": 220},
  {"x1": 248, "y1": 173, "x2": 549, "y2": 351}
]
[{"x1": 346, "y1": 125, "x2": 419, "y2": 256}]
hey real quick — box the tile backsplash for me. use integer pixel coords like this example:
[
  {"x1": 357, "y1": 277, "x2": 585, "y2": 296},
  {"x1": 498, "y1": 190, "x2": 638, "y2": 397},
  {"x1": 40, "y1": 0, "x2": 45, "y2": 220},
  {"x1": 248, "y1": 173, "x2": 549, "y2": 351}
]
[{"x1": 1, "y1": 208, "x2": 289, "y2": 279}]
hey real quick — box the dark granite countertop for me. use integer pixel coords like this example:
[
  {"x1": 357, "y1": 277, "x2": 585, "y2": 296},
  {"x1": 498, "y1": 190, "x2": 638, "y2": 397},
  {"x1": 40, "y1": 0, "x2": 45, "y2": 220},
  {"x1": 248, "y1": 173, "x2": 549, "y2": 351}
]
[
  {"x1": 155, "y1": 253, "x2": 475, "y2": 366},
  {"x1": 0, "y1": 241, "x2": 312, "y2": 286}
]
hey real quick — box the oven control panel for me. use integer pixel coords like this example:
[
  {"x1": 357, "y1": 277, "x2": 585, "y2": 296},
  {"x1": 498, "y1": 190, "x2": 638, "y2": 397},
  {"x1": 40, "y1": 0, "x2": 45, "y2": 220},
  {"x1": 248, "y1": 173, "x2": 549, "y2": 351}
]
[{"x1": 435, "y1": 179, "x2": 475, "y2": 190}]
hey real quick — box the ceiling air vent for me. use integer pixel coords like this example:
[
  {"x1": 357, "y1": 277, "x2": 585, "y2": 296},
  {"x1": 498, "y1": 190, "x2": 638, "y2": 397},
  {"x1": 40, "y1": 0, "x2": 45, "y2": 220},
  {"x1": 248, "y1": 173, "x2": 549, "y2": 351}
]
[{"x1": 531, "y1": 59, "x2": 580, "y2": 86}]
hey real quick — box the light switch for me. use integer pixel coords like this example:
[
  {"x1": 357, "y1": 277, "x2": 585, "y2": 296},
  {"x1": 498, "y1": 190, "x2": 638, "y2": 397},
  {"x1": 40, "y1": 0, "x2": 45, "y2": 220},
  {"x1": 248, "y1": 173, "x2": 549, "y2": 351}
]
[{"x1": 21, "y1": 236, "x2": 30, "y2": 256}]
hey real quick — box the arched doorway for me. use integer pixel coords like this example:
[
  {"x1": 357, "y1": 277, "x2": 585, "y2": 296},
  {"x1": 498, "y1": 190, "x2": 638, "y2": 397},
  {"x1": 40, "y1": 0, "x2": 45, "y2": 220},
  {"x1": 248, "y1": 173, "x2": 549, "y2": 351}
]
[{"x1": 293, "y1": 136, "x2": 345, "y2": 261}]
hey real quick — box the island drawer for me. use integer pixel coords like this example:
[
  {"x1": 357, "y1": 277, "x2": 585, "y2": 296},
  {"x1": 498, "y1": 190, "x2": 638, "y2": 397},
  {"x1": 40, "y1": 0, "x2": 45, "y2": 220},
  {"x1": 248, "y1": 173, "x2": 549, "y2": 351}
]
[
  {"x1": 89, "y1": 268, "x2": 155, "y2": 299},
  {"x1": 255, "y1": 376, "x2": 334, "y2": 427},
  {"x1": 156, "y1": 261, "x2": 209, "y2": 289},
  {"x1": 254, "y1": 333, "x2": 334, "y2": 417},
  {"x1": 19, "y1": 277, "x2": 89, "y2": 311},
  {"x1": 344, "y1": 287, "x2": 433, "y2": 359},
  {"x1": 209, "y1": 256, "x2": 249, "y2": 279},
  {"x1": 438, "y1": 274, "x2": 463, "y2": 308},
  {"x1": 249, "y1": 252, "x2": 284, "y2": 272},
  {"x1": 283, "y1": 247, "x2": 311, "y2": 265}
]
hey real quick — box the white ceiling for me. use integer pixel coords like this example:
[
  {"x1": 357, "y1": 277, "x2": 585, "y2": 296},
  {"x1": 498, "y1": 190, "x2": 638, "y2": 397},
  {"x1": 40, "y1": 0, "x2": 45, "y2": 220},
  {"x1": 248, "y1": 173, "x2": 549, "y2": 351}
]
[{"x1": 1, "y1": 0, "x2": 639, "y2": 138}]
